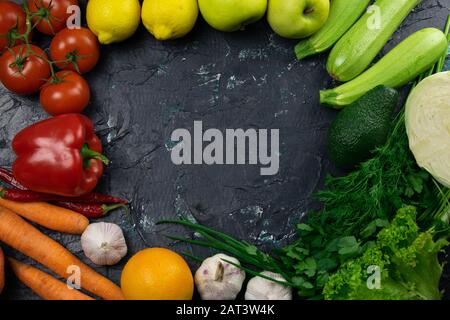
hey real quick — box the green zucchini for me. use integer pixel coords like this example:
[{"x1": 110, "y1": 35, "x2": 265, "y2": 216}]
[
  {"x1": 327, "y1": 0, "x2": 422, "y2": 82},
  {"x1": 320, "y1": 28, "x2": 448, "y2": 108},
  {"x1": 295, "y1": 0, "x2": 371, "y2": 60}
]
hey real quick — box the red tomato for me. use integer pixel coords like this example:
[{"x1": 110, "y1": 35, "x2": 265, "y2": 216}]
[
  {"x1": 0, "y1": 45, "x2": 51, "y2": 95},
  {"x1": 50, "y1": 27, "x2": 100, "y2": 74},
  {"x1": 40, "y1": 70, "x2": 90, "y2": 115},
  {"x1": 0, "y1": 1, "x2": 30, "y2": 51},
  {"x1": 28, "y1": 0, "x2": 79, "y2": 35}
]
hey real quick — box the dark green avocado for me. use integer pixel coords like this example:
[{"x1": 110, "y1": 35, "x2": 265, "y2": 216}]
[{"x1": 327, "y1": 85, "x2": 399, "y2": 169}]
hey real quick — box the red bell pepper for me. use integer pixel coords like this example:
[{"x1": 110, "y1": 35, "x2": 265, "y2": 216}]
[{"x1": 12, "y1": 114, "x2": 109, "y2": 197}]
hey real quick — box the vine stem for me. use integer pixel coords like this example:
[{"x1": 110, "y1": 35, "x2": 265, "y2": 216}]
[{"x1": 9, "y1": 2, "x2": 79, "y2": 81}]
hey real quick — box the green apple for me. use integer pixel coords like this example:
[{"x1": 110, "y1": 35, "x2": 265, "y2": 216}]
[
  {"x1": 268, "y1": 0, "x2": 330, "y2": 39},
  {"x1": 198, "y1": 0, "x2": 268, "y2": 32}
]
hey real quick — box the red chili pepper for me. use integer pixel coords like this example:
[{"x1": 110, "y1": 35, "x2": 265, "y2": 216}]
[
  {"x1": 73, "y1": 192, "x2": 129, "y2": 204},
  {"x1": 0, "y1": 187, "x2": 128, "y2": 205},
  {"x1": 0, "y1": 168, "x2": 128, "y2": 204},
  {"x1": 56, "y1": 202, "x2": 126, "y2": 218},
  {"x1": 0, "y1": 168, "x2": 27, "y2": 190},
  {"x1": 0, "y1": 188, "x2": 48, "y2": 202},
  {"x1": 12, "y1": 114, "x2": 109, "y2": 197}
]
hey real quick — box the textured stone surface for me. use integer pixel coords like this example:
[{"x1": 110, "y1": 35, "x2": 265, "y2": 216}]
[{"x1": 0, "y1": 0, "x2": 449, "y2": 300}]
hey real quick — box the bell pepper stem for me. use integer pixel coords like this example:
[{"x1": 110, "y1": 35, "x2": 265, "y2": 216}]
[{"x1": 81, "y1": 144, "x2": 110, "y2": 166}]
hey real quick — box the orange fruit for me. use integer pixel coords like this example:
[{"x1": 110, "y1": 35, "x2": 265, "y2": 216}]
[{"x1": 120, "y1": 247, "x2": 194, "y2": 300}]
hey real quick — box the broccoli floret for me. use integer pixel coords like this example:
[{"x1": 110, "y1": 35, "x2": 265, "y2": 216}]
[{"x1": 323, "y1": 206, "x2": 447, "y2": 300}]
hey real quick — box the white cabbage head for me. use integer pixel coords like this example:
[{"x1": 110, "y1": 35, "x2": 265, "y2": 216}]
[{"x1": 406, "y1": 71, "x2": 450, "y2": 187}]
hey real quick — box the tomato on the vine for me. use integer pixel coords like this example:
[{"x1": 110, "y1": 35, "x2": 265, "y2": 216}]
[
  {"x1": 50, "y1": 27, "x2": 100, "y2": 74},
  {"x1": 0, "y1": 45, "x2": 51, "y2": 95},
  {"x1": 0, "y1": 1, "x2": 31, "y2": 51},
  {"x1": 40, "y1": 70, "x2": 90, "y2": 115},
  {"x1": 28, "y1": 0, "x2": 79, "y2": 35}
]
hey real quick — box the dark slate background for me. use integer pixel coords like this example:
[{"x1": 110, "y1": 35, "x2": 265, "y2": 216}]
[{"x1": 0, "y1": 0, "x2": 449, "y2": 300}]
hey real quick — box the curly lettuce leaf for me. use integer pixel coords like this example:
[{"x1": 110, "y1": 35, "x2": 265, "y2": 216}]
[{"x1": 323, "y1": 206, "x2": 447, "y2": 300}]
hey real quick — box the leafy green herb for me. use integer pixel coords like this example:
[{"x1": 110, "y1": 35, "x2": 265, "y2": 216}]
[{"x1": 280, "y1": 115, "x2": 440, "y2": 297}]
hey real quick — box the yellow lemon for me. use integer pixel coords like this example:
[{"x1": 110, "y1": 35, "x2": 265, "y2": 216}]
[
  {"x1": 141, "y1": 0, "x2": 199, "y2": 40},
  {"x1": 120, "y1": 248, "x2": 194, "y2": 300},
  {"x1": 87, "y1": 0, "x2": 141, "y2": 44}
]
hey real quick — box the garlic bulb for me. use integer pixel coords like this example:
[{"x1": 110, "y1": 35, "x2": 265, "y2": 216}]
[
  {"x1": 195, "y1": 253, "x2": 245, "y2": 300},
  {"x1": 245, "y1": 271, "x2": 292, "y2": 300},
  {"x1": 81, "y1": 222, "x2": 127, "y2": 266}
]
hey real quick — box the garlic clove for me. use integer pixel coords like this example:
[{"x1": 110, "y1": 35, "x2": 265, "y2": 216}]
[
  {"x1": 81, "y1": 222, "x2": 128, "y2": 266},
  {"x1": 195, "y1": 253, "x2": 245, "y2": 300},
  {"x1": 245, "y1": 271, "x2": 292, "y2": 300}
]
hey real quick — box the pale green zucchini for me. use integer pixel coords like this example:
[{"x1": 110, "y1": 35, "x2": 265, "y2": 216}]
[
  {"x1": 295, "y1": 0, "x2": 371, "y2": 60},
  {"x1": 326, "y1": 0, "x2": 422, "y2": 81},
  {"x1": 320, "y1": 28, "x2": 448, "y2": 108}
]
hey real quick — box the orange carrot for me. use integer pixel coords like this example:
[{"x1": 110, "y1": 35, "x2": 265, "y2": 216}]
[
  {"x1": 0, "y1": 197, "x2": 89, "y2": 234},
  {"x1": 0, "y1": 207, "x2": 124, "y2": 300},
  {"x1": 0, "y1": 247, "x2": 4, "y2": 294},
  {"x1": 8, "y1": 258, "x2": 94, "y2": 300}
]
